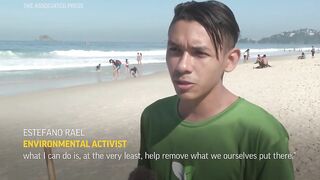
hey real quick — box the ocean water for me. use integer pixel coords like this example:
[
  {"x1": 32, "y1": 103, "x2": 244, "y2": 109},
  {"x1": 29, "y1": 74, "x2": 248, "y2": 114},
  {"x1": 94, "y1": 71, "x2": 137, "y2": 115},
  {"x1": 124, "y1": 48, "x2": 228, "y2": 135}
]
[
  {"x1": 0, "y1": 41, "x2": 318, "y2": 96},
  {"x1": 0, "y1": 41, "x2": 167, "y2": 71}
]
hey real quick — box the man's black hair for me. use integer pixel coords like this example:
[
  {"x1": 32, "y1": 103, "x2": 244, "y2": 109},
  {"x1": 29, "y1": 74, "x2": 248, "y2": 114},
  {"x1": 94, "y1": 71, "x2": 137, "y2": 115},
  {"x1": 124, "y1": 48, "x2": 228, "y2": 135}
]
[{"x1": 169, "y1": 0, "x2": 240, "y2": 57}]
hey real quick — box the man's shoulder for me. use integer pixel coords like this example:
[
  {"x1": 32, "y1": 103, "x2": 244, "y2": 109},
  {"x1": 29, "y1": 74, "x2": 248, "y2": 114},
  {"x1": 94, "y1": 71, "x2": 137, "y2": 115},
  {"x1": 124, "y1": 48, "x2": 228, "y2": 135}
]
[
  {"x1": 236, "y1": 98, "x2": 289, "y2": 139},
  {"x1": 236, "y1": 98, "x2": 275, "y2": 120},
  {"x1": 143, "y1": 95, "x2": 178, "y2": 114},
  {"x1": 141, "y1": 95, "x2": 179, "y2": 131}
]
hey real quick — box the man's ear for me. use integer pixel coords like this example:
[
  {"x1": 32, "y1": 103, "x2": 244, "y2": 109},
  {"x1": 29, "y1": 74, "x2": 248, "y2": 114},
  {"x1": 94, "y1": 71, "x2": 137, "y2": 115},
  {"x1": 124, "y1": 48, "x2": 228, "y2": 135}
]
[{"x1": 224, "y1": 48, "x2": 240, "y2": 72}]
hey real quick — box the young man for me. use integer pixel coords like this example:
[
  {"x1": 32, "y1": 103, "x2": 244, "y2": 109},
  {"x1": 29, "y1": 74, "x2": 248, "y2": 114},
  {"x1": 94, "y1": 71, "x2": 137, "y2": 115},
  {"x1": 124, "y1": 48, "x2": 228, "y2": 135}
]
[{"x1": 138, "y1": 1, "x2": 294, "y2": 180}]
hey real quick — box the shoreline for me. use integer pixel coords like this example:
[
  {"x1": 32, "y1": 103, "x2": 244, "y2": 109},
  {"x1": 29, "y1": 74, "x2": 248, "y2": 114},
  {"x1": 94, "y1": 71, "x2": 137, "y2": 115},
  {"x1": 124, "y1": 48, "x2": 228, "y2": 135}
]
[
  {"x1": 0, "y1": 62, "x2": 168, "y2": 97},
  {"x1": 1, "y1": 52, "x2": 317, "y2": 97}
]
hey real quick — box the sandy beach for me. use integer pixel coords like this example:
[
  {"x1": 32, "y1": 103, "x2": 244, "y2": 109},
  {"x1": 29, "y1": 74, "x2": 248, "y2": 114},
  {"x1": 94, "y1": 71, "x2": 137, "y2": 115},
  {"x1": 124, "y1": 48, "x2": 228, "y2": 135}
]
[{"x1": 0, "y1": 54, "x2": 319, "y2": 180}]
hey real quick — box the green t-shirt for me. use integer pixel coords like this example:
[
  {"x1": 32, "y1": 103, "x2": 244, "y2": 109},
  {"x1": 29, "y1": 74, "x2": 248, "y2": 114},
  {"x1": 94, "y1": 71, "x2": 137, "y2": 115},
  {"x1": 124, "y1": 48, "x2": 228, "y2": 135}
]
[{"x1": 139, "y1": 95, "x2": 294, "y2": 180}]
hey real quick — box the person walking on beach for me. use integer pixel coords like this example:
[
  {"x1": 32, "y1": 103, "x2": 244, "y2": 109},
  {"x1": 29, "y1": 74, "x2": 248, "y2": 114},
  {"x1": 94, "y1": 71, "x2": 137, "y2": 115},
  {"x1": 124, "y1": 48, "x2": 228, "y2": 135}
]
[
  {"x1": 311, "y1": 46, "x2": 315, "y2": 58},
  {"x1": 125, "y1": 59, "x2": 130, "y2": 74},
  {"x1": 137, "y1": 52, "x2": 142, "y2": 64},
  {"x1": 243, "y1": 48, "x2": 250, "y2": 62},
  {"x1": 96, "y1": 64, "x2": 101, "y2": 71},
  {"x1": 139, "y1": 52, "x2": 143, "y2": 64},
  {"x1": 109, "y1": 59, "x2": 122, "y2": 80},
  {"x1": 138, "y1": 1, "x2": 294, "y2": 180},
  {"x1": 137, "y1": 52, "x2": 140, "y2": 64}
]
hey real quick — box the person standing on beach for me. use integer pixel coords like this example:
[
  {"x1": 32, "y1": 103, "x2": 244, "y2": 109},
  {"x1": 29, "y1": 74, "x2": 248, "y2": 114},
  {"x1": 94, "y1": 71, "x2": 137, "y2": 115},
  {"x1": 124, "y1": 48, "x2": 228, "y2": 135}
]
[
  {"x1": 311, "y1": 46, "x2": 315, "y2": 58},
  {"x1": 109, "y1": 59, "x2": 122, "y2": 80},
  {"x1": 137, "y1": 52, "x2": 142, "y2": 64},
  {"x1": 243, "y1": 48, "x2": 250, "y2": 62},
  {"x1": 125, "y1": 59, "x2": 130, "y2": 74},
  {"x1": 138, "y1": 1, "x2": 294, "y2": 180},
  {"x1": 139, "y1": 52, "x2": 143, "y2": 64}
]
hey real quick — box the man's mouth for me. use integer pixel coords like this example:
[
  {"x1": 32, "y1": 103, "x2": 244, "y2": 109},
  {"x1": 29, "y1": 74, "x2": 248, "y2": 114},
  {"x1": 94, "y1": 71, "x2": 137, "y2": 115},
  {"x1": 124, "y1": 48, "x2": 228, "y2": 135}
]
[{"x1": 174, "y1": 80, "x2": 194, "y2": 91}]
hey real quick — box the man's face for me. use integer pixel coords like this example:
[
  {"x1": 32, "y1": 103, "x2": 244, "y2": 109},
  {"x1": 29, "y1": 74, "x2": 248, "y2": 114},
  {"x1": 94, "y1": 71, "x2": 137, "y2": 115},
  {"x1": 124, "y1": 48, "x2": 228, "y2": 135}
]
[{"x1": 166, "y1": 20, "x2": 228, "y2": 101}]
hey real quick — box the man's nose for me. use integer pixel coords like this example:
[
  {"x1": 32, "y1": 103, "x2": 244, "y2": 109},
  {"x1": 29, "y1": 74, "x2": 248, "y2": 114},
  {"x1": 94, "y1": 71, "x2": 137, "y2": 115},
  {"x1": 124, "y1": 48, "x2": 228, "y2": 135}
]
[{"x1": 176, "y1": 52, "x2": 193, "y2": 73}]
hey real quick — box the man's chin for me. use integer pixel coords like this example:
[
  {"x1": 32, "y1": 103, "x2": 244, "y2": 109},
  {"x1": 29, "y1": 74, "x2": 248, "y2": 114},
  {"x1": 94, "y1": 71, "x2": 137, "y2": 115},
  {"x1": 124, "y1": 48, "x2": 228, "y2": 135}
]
[{"x1": 176, "y1": 91, "x2": 196, "y2": 101}]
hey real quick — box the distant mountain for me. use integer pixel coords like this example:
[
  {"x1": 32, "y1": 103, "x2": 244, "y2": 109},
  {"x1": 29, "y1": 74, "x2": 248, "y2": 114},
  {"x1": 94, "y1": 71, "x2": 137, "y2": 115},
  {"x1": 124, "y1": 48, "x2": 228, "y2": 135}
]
[
  {"x1": 37, "y1": 35, "x2": 54, "y2": 41},
  {"x1": 257, "y1": 28, "x2": 320, "y2": 44},
  {"x1": 238, "y1": 38, "x2": 256, "y2": 43}
]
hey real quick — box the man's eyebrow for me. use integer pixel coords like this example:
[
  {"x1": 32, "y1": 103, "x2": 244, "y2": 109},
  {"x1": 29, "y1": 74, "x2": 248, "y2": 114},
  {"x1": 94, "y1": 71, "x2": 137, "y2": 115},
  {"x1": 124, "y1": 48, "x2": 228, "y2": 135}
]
[
  {"x1": 188, "y1": 45, "x2": 212, "y2": 53},
  {"x1": 167, "y1": 40, "x2": 210, "y2": 51},
  {"x1": 191, "y1": 46, "x2": 210, "y2": 51},
  {"x1": 167, "y1": 40, "x2": 179, "y2": 46}
]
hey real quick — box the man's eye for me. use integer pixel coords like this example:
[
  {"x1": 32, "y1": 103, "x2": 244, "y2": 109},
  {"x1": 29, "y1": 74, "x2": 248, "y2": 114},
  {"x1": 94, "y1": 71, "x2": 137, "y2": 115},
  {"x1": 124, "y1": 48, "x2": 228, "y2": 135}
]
[
  {"x1": 169, "y1": 47, "x2": 179, "y2": 52},
  {"x1": 195, "y1": 51, "x2": 208, "y2": 58}
]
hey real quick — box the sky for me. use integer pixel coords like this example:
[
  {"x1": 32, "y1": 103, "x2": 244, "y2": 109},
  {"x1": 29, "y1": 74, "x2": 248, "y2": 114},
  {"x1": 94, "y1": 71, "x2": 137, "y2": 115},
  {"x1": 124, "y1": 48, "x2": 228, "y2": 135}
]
[{"x1": 1, "y1": 0, "x2": 320, "y2": 41}]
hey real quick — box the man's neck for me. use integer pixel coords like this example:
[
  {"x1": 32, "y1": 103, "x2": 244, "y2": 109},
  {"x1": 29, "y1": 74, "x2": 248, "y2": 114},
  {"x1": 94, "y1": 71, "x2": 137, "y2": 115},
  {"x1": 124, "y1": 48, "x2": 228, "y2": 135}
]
[{"x1": 178, "y1": 85, "x2": 238, "y2": 122}]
